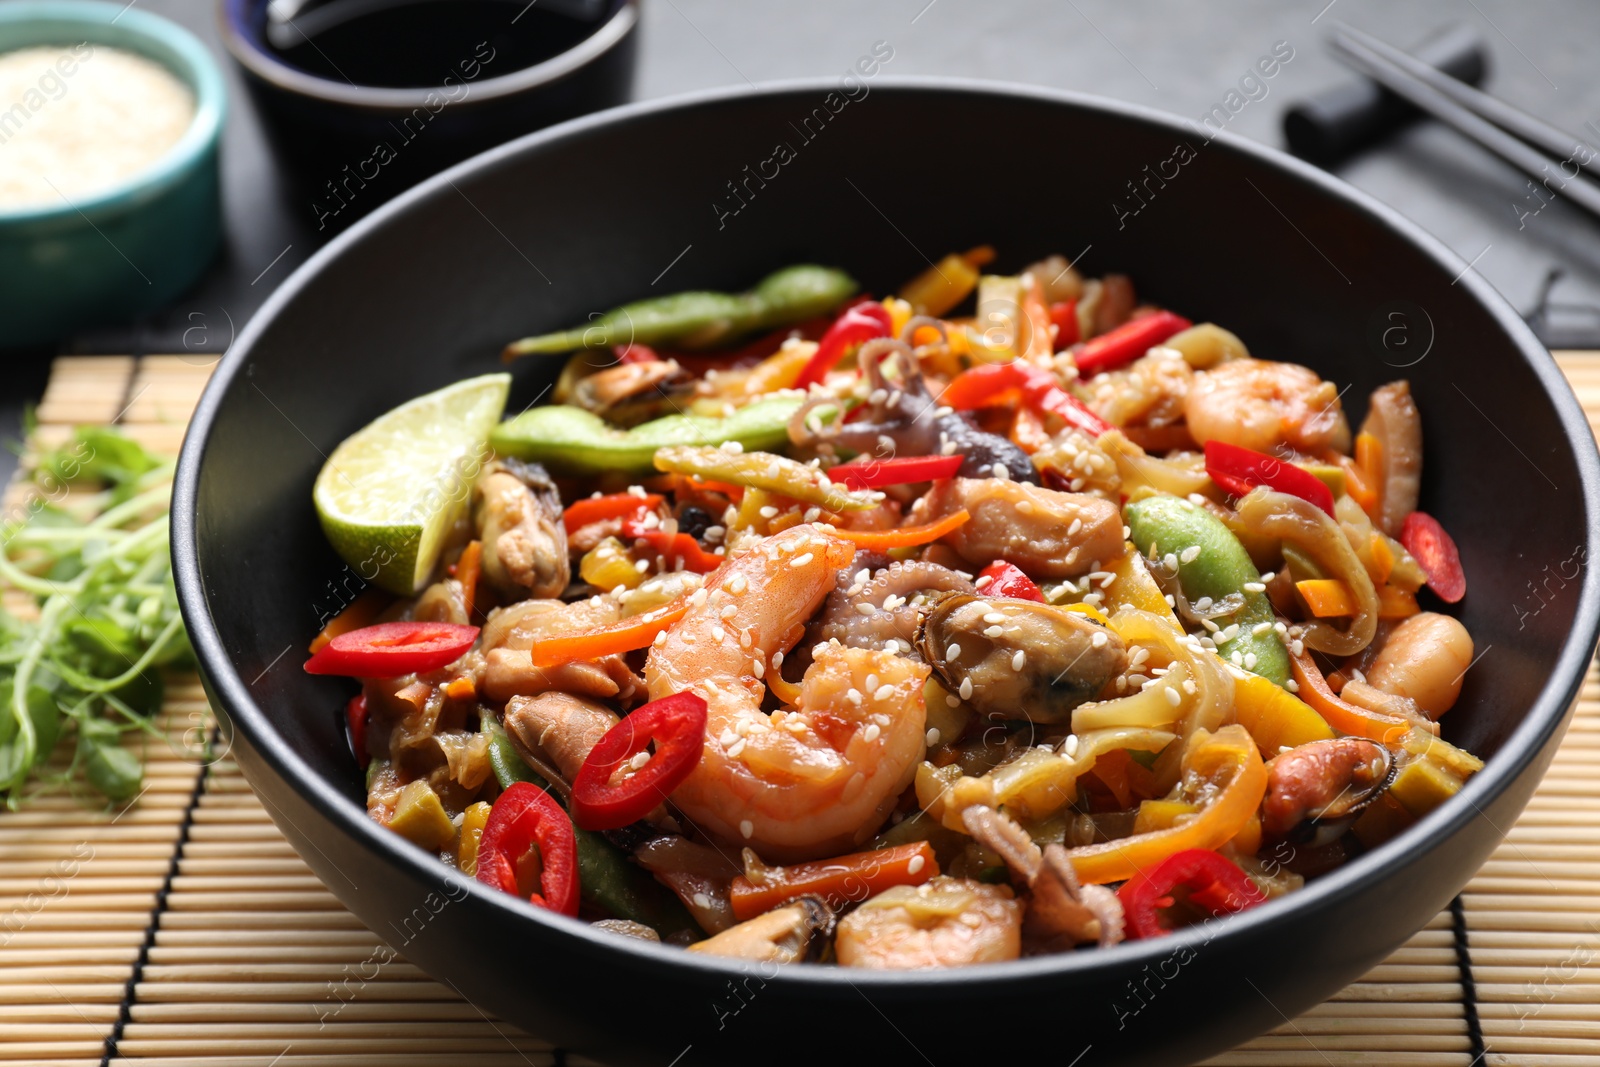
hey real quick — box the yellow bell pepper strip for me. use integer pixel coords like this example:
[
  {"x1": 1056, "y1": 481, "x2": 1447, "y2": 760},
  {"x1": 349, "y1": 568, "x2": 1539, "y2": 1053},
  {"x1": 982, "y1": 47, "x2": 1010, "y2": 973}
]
[
  {"x1": 456, "y1": 801, "x2": 492, "y2": 875},
  {"x1": 898, "y1": 247, "x2": 992, "y2": 317},
  {"x1": 653, "y1": 445, "x2": 876, "y2": 513},
  {"x1": 503, "y1": 265, "x2": 858, "y2": 357},
  {"x1": 1103, "y1": 544, "x2": 1180, "y2": 625},
  {"x1": 1229, "y1": 668, "x2": 1335, "y2": 754},
  {"x1": 1289, "y1": 648, "x2": 1412, "y2": 744},
  {"x1": 1066, "y1": 724, "x2": 1268, "y2": 885},
  {"x1": 492, "y1": 397, "x2": 803, "y2": 477},
  {"x1": 829, "y1": 509, "x2": 970, "y2": 551}
]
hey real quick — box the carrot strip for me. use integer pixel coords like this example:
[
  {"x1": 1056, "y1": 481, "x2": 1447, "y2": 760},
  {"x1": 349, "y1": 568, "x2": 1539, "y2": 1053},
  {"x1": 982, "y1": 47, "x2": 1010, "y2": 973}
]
[
  {"x1": 309, "y1": 587, "x2": 391, "y2": 654},
  {"x1": 729, "y1": 841, "x2": 939, "y2": 921},
  {"x1": 831, "y1": 509, "x2": 970, "y2": 551},
  {"x1": 1369, "y1": 531, "x2": 1395, "y2": 587},
  {"x1": 457, "y1": 540, "x2": 482, "y2": 621},
  {"x1": 1296, "y1": 579, "x2": 1356, "y2": 617},
  {"x1": 529, "y1": 599, "x2": 690, "y2": 668},
  {"x1": 1290, "y1": 650, "x2": 1411, "y2": 744}
]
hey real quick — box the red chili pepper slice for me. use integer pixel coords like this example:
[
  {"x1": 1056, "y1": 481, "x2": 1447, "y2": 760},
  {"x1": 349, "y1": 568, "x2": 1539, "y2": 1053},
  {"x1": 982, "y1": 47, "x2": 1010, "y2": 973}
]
[
  {"x1": 1204, "y1": 441, "x2": 1336, "y2": 516},
  {"x1": 614, "y1": 343, "x2": 659, "y2": 364},
  {"x1": 345, "y1": 694, "x2": 369, "y2": 768},
  {"x1": 571, "y1": 692, "x2": 709, "y2": 831},
  {"x1": 561, "y1": 492, "x2": 663, "y2": 534},
  {"x1": 1073, "y1": 310, "x2": 1192, "y2": 378},
  {"x1": 621, "y1": 520, "x2": 724, "y2": 574},
  {"x1": 794, "y1": 302, "x2": 894, "y2": 388},
  {"x1": 1116, "y1": 848, "x2": 1268, "y2": 939},
  {"x1": 475, "y1": 782, "x2": 580, "y2": 916},
  {"x1": 1400, "y1": 510, "x2": 1466, "y2": 604},
  {"x1": 941, "y1": 362, "x2": 1111, "y2": 437},
  {"x1": 304, "y1": 621, "x2": 478, "y2": 678},
  {"x1": 830, "y1": 454, "x2": 963, "y2": 490},
  {"x1": 975, "y1": 561, "x2": 1045, "y2": 602},
  {"x1": 1049, "y1": 299, "x2": 1080, "y2": 350}
]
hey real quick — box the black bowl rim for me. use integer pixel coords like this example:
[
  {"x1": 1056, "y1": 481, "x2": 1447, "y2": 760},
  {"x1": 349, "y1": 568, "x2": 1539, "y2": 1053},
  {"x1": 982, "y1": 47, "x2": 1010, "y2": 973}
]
[
  {"x1": 215, "y1": 0, "x2": 637, "y2": 110},
  {"x1": 173, "y1": 75, "x2": 1600, "y2": 992}
]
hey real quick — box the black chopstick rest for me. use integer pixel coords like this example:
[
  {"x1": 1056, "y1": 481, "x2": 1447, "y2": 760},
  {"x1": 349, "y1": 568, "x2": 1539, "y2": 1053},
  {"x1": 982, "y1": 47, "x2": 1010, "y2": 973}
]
[{"x1": 1284, "y1": 23, "x2": 1488, "y2": 165}]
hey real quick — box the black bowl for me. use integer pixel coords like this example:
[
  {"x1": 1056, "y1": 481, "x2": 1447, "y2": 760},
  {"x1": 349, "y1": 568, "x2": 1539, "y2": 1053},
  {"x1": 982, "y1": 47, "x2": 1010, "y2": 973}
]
[
  {"x1": 218, "y1": 0, "x2": 638, "y2": 230},
  {"x1": 173, "y1": 80, "x2": 1600, "y2": 1067}
]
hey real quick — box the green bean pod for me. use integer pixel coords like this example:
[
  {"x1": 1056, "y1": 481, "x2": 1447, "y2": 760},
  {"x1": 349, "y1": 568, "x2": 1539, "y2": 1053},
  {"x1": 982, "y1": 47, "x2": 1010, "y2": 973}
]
[
  {"x1": 491, "y1": 396, "x2": 802, "y2": 476},
  {"x1": 503, "y1": 265, "x2": 858, "y2": 357},
  {"x1": 1123, "y1": 494, "x2": 1290, "y2": 686}
]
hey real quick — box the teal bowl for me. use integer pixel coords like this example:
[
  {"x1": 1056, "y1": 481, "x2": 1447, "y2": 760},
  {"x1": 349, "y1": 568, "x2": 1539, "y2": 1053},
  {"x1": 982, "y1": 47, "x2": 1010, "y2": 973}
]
[{"x1": 0, "y1": 2, "x2": 226, "y2": 348}]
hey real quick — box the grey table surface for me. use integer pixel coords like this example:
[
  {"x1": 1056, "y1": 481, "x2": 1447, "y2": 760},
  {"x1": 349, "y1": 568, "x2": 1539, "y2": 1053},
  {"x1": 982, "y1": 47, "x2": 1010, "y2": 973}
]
[{"x1": 33, "y1": 0, "x2": 1600, "y2": 354}]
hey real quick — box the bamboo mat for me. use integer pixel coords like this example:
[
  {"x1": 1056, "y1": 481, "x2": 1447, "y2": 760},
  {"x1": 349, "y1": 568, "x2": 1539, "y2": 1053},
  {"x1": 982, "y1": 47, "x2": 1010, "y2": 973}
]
[{"x1": 4, "y1": 354, "x2": 1600, "y2": 1067}]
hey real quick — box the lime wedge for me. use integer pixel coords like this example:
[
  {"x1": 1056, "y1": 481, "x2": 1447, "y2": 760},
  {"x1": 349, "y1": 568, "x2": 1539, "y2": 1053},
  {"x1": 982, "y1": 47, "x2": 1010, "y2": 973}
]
[{"x1": 314, "y1": 374, "x2": 510, "y2": 594}]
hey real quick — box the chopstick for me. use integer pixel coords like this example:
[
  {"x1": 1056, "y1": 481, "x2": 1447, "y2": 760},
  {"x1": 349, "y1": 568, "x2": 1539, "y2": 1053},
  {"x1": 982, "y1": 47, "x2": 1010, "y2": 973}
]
[{"x1": 1327, "y1": 23, "x2": 1600, "y2": 221}]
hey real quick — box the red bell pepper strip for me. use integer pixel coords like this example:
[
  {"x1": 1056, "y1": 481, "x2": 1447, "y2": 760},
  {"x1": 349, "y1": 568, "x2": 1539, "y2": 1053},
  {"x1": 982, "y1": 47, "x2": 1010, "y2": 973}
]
[
  {"x1": 614, "y1": 343, "x2": 660, "y2": 364},
  {"x1": 571, "y1": 692, "x2": 709, "y2": 831},
  {"x1": 1049, "y1": 299, "x2": 1080, "y2": 350},
  {"x1": 1400, "y1": 511, "x2": 1466, "y2": 604},
  {"x1": 345, "y1": 695, "x2": 369, "y2": 768},
  {"x1": 1204, "y1": 441, "x2": 1336, "y2": 516},
  {"x1": 1073, "y1": 310, "x2": 1192, "y2": 378},
  {"x1": 475, "y1": 782, "x2": 580, "y2": 916},
  {"x1": 304, "y1": 622, "x2": 478, "y2": 678},
  {"x1": 1116, "y1": 848, "x2": 1267, "y2": 939},
  {"x1": 975, "y1": 561, "x2": 1045, "y2": 602},
  {"x1": 793, "y1": 302, "x2": 893, "y2": 388},
  {"x1": 829, "y1": 454, "x2": 963, "y2": 490},
  {"x1": 941, "y1": 362, "x2": 1111, "y2": 437},
  {"x1": 561, "y1": 492, "x2": 663, "y2": 534},
  {"x1": 621, "y1": 519, "x2": 724, "y2": 573}
]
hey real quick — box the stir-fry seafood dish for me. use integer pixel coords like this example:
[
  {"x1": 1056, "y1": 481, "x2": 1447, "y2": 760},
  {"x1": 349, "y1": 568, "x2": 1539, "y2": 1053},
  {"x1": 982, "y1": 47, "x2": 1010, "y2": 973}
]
[{"x1": 306, "y1": 248, "x2": 1479, "y2": 965}]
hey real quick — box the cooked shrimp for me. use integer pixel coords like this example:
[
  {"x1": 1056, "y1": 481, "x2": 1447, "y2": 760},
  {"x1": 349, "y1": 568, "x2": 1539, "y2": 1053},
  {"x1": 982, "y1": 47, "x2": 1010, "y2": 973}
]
[
  {"x1": 916, "y1": 477, "x2": 1123, "y2": 579},
  {"x1": 646, "y1": 524, "x2": 929, "y2": 862},
  {"x1": 1185, "y1": 358, "x2": 1350, "y2": 455},
  {"x1": 1366, "y1": 612, "x2": 1473, "y2": 718},
  {"x1": 835, "y1": 878, "x2": 1022, "y2": 968}
]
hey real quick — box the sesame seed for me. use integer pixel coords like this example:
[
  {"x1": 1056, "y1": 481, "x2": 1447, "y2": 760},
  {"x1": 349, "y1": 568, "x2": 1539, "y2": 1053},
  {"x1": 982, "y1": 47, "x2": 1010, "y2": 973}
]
[
  {"x1": 1243, "y1": 581, "x2": 1266, "y2": 594},
  {"x1": 907, "y1": 854, "x2": 926, "y2": 875},
  {"x1": 1163, "y1": 553, "x2": 1178, "y2": 571},
  {"x1": 771, "y1": 650, "x2": 784, "y2": 669},
  {"x1": 1183, "y1": 679, "x2": 1197, "y2": 695},
  {"x1": 847, "y1": 688, "x2": 863, "y2": 705},
  {"x1": 855, "y1": 602, "x2": 877, "y2": 616},
  {"x1": 873, "y1": 684, "x2": 895, "y2": 702},
  {"x1": 1091, "y1": 631, "x2": 1109, "y2": 648},
  {"x1": 1164, "y1": 686, "x2": 1181, "y2": 706},
  {"x1": 690, "y1": 587, "x2": 708, "y2": 607},
  {"x1": 1286, "y1": 679, "x2": 1300, "y2": 693},
  {"x1": 1064, "y1": 734, "x2": 1080, "y2": 757},
  {"x1": 1244, "y1": 652, "x2": 1258, "y2": 669},
  {"x1": 1230, "y1": 651, "x2": 1244, "y2": 666},
  {"x1": 711, "y1": 625, "x2": 725, "y2": 642},
  {"x1": 719, "y1": 603, "x2": 737, "y2": 619},
  {"x1": 740, "y1": 630, "x2": 752, "y2": 649},
  {"x1": 946, "y1": 643, "x2": 962, "y2": 662},
  {"x1": 721, "y1": 440, "x2": 744, "y2": 454},
  {"x1": 1012, "y1": 650, "x2": 1026, "y2": 671},
  {"x1": 959, "y1": 677, "x2": 973, "y2": 700},
  {"x1": 1068, "y1": 518, "x2": 1082, "y2": 536},
  {"x1": 693, "y1": 892, "x2": 712, "y2": 909},
  {"x1": 729, "y1": 575, "x2": 747, "y2": 594},
  {"x1": 1180, "y1": 545, "x2": 1201, "y2": 564},
  {"x1": 863, "y1": 723, "x2": 882, "y2": 742},
  {"x1": 1252, "y1": 622, "x2": 1273, "y2": 636},
  {"x1": 740, "y1": 820, "x2": 754, "y2": 839},
  {"x1": 653, "y1": 631, "x2": 667, "y2": 647},
  {"x1": 791, "y1": 552, "x2": 813, "y2": 567},
  {"x1": 926, "y1": 727, "x2": 942, "y2": 745}
]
